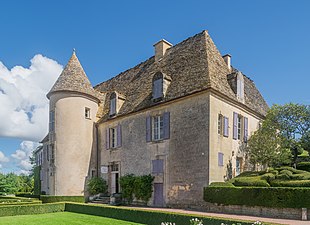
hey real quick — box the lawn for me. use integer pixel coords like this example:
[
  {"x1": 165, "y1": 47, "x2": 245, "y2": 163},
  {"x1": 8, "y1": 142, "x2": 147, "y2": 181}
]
[{"x1": 0, "y1": 212, "x2": 145, "y2": 225}]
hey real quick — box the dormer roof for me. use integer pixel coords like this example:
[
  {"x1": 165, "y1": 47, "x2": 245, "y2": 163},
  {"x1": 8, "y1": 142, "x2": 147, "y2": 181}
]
[{"x1": 47, "y1": 51, "x2": 99, "y2": 101}]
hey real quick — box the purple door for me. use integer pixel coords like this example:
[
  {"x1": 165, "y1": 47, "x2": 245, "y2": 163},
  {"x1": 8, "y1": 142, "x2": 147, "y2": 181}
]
[{"x1": 154, "y1": 183, "x2": 164, "y2": 207}]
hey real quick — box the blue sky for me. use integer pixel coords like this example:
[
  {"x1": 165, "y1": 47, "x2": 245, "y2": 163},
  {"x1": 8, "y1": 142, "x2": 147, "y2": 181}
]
[{"x1": 0, "y1": 0, "x2": 309, "y2": 173}]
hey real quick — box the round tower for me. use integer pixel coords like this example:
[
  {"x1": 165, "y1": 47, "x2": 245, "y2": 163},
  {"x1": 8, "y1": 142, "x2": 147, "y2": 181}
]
[{"x1": 47, "y1": 51, "x2": 100, "y2": 196}]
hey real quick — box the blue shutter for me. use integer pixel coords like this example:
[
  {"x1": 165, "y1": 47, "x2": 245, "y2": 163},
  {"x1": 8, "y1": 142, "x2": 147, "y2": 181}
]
[
  {"x1": 153, "y1": 79, "x2": 163, "y2": 99},
  {"x1": 110, "y1": 98, "x2": 116, "y2": 116},
  {"x1": 244, "y1": 117, "x2": 248, "y2": 142},
  {"x1": 163, "y1": 112, "x2": 170, "y2": 140},
  {"x1": 146, "y1": 116, "x2": 152, "y2": 142},
  {"x1": 233, "y1": 112, "x2": 238, "y2": 140},
  {"x1": 117, "y1": 124, "x2": 122, "y2": 147},
  {"x1": 152, "y1": 159, "x2": 164, "y2": 173},
  {"x1": 223, "y1": 117, "x2": 229, "y2": 137},
  {"x1": 106, "y1": 128, "x2": 110, "y2": 150},
  {"x1": 218, "y1": 152, "x2": 224, "y2": 166}
]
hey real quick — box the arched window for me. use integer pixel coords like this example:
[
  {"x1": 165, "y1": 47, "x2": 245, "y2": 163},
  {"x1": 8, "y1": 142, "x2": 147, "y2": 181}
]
[{"x1": 109, "y1": 92, "x2": 117, "y2": 116}]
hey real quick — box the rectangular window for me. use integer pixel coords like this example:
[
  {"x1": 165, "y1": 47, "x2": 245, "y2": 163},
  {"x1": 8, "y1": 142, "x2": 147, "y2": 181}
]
[
  {"x1": 152, "y1": 115, "x2": 164, "y2": 141},
  {"x1": 46, "y1": 146, "x2": 49, "y2": 161},
  {"x1": 223, "y1": 116, "x2": 229, "y2": 137},
  {"x1": 110, "y1": 97, "x2": 116, "y2": 116},
  {"x1": 49, "y1": 111, "x2": 55, "y2": 132},
  {"x1": 218, "y1": 114, "x2": 223, "y2": 135},
  {"x1": 110, "y1": 127, "x2": 117, "y2": 148},
  {"x1": 218, "y1": 152, "x2": 224, "y2": 167},
  {"x1": 152, "y1": 159, "x2": 164, "y2": 174},
  {"x1": 85, "y1": 107, "x2": 90, "y2": 119},
  {"x1": 153, "y1": 79, "x2": 163, "y2": 100}
]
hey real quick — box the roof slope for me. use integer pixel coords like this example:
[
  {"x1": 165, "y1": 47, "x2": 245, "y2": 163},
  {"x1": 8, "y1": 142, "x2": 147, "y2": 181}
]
[
  {"x1": 95, "y1": 30, "x2": 268, "y2": 121},
  {"x1": 47, "y1": 51, "x2": 99, "y2": 100}
]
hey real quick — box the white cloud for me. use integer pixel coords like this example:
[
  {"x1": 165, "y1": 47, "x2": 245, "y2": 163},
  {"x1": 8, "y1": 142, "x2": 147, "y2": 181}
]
[
  {"x1": 0, "y1": 54, "x2": 63, "y2": 141},
  {"x1": 11, "y1": 141, "x2": 40, "y2": 174},
  {"x1": 0, "y1": 151, "x2": 9, "y2": 169}
]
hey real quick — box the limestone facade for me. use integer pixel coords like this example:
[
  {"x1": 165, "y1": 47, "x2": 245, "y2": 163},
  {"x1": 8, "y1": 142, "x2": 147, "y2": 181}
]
[{"x1": 36, "y1": 30, "x2": 268, "y2": 207}]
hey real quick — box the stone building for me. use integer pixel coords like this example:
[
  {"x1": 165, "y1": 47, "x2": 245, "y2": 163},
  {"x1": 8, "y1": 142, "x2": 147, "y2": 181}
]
[{"x1": 36, "y1": 30, "x2": 268, "y2": 207}]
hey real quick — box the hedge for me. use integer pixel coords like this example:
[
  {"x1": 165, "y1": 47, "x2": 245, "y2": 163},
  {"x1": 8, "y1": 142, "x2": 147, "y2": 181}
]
[
  {"x1": 65, "y1": 203, "x2": 253, "y2": 225},
  {"x1": 297, "y1": 162, "x2": 310, "y2": 172},
  {"x1": 15, "y1": 193, "x2": 41, "y2": 199},
  {"x1": 204, "y1": 186, "x2": 310, "y2": 208},
  {"x1": 209, "y1": 182, "x2": 235, "y2": 187},
  {"x1": 231, "y1": 176, "x2": 270, "y2": 187},
  {"x1": 0, "y1": 203, "x2": 65, "y2": 217},
  {"x1": 40, "y1": 196, "x2": 85, "y2": 203}
]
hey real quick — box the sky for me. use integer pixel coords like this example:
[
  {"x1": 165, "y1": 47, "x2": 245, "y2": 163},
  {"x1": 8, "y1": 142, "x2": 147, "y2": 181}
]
[{"x1": 0, "y1": 0, "x2": 309, "y2": 174}]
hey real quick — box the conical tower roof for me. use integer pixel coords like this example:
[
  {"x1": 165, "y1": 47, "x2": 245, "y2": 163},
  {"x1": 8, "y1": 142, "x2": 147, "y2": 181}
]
[{"x1": 47, "y1": 51, "x2": 99, "y2": 101}]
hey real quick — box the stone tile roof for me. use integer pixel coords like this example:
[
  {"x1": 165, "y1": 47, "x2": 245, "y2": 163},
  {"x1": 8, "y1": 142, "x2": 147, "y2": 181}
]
[
  {"x1": 94, "y1": 30, "x2": 268, "y2": 121},
  {"x1": 47, "y1": 51, "x2": 99, "y2": 101}
]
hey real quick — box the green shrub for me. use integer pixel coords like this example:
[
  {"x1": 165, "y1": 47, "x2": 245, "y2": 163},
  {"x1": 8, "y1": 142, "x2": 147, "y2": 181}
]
[
  {"x1": 297, "y1": 162, "x2": 310, "y2": 172},
  {"x1": 235, "y1": 171, "x2": 261, "y2": 177},
  {"x1": 15, "y1": 193, "x2": 40, "y2": 199},
  {"x1": 87, "y1": 177, "x2": 108, "y2": 195},
  {"x1": 290, "y1": 173, "x2": 310, "y2": 180},
  {"x1": 204, "y1": 186, "x2": 310, "y2": 208},
  {"x1": 261, "y1": 173, "x2": 275, "y2": 183},
  {"x1": 277, "y1": 166, "x2": 305, "y2": 174},
  {"x1": 65, "y1": 203, "x2": 253, "y2": 225},
  {"x1": 209, "y1": 182, "x2": 235, "y2": 187},
  {"x1": 40, "y1": 196, "x2": 85, "y2": 203},
  {"x1": 0, "y1": 203, "x2": 65, "y2": 217},
  {"x1": 231, "y1": 176, "x2": 270, "y2": 187},
  {"x1": 120, "y1": 174, "x2": 135, "y2": 203},
  {"x1": 270, "y1": 179, "x2": 310, "y2": 187}
]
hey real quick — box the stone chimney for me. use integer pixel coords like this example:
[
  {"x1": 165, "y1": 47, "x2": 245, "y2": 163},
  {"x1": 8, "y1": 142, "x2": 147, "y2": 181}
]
[
  {"x1": 153, "y1": 39, "x2": 173, "y2": 62},
  {"x1": 223, "y1": 54, "x2": 231, "y2": 71}
]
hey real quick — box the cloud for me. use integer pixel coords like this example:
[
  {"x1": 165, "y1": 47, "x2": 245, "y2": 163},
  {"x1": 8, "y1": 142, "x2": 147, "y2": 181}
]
[
  {"x1": 11, "y1": 141, "x2": 40, "y2": 174},
  {"x1": 0, "y1": 55, "x2": 63, "y2": 141},
  {"x1": 0, "y1": 150, "x2": 9, "y2": 169}
]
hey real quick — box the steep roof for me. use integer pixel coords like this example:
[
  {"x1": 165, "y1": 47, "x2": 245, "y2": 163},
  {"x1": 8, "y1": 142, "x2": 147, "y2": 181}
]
[
  {"x1": 94, "y1": 30, "x2": 268, "y2": 121},
  {"x1": 47, "y1": 51, "x2": 99, "y2": 101}
]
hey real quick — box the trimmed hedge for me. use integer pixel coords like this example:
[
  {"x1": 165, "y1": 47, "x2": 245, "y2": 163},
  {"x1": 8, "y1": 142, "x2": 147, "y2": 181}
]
[
  {"x1": 15, "y1": 193, "x2": 41, "y2": 199},
  {"x1": 65, "y1": 203, "x2": 253, "y2": 225},
  {"x1": 40, "y1": 196, "x2": 85, "y2": 203},
  {"x1": 0, "y1": 203, "x2": 65, "y2": 217},
  {"x1": 209, "y1": 182, "x2": 235, "y2": 187},
  {"x1": 270, "y1": 179, "x2": 310, "y2": 187},
  {"x1": 204, "y1": 186, "x2": 310, "y2": 208},
  {"x1": 297, "y1": 162, "x2": 310, "y2": 172},
  {"x1": 231, "y1": 176, "x2": 270, "y2": 187}
]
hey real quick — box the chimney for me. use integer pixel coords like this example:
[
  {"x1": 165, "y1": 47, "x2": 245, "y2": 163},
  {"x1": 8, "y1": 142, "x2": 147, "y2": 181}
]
[
  {"x1": 153, "y1": 39, "x2": 173, "y2": 62},
  {"x1": 223, "y1": 54, "x2": 231, "y2": 71}
]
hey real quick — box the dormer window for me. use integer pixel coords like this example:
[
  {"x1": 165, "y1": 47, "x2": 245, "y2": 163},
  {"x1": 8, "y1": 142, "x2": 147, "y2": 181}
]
[
  {"x1": 152, "y1": 72, "x2": 171, "y2": 101},
  {"x1": 109, "y1": 92, "x2": 125, "y2": 117},
  {"x1": 110, "y1": 92, "x2": 117, "y2": 116}
]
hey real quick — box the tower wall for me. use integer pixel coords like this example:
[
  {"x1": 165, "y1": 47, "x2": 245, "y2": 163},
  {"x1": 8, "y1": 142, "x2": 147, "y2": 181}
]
[{"x1": 50, "y1": 92, "x2": 98, "y2": 196}]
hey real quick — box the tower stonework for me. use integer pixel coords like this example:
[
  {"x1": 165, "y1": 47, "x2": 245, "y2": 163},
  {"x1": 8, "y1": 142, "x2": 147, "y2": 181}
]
[{"x1": 46, "y1": 52, "x2": 100, "y2": 196}]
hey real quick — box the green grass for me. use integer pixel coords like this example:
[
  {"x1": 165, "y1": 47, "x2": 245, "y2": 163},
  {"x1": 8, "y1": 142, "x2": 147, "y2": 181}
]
[{"x1": 0, "y1": 212, "x2": 145, "y2": 225}]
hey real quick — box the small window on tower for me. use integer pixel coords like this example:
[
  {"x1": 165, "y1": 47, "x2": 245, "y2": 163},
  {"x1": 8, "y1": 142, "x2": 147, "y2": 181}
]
[{"x1": 85, "y1": 107, "x2": 91, "y2": 119}]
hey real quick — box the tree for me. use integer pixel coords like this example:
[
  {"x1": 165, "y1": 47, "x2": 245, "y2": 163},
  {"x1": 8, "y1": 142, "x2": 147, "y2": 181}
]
[{"x1": 246, "y1": 103, "x2": 309, "y2": 169}]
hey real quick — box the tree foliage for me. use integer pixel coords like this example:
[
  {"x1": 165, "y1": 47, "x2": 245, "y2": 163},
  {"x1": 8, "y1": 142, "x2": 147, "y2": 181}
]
[
  {"x1": 0, "y1": 172, "x2": 34, "y2": 195},
  {"x1": 86, "y1": 177, "x2": 108, "y2": 195},
  {"x1": 246, "y1": 103, "x2": 309, "y2": 169}
]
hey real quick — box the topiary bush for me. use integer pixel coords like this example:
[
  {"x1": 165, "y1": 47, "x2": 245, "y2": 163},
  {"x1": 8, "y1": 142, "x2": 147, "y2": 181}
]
[
  {"x1": 261, "y1": 173, "x2": 275, "y2": 183},
  {"x1": 231, "y1": 176, "x2": 270, "y2": 187},
  {"x1": 270, "y1": 179, "x2": 310, "y2": 187},
  {"x1": 87, "y1": 177, "x2": 108, "y2": 195},
  {"x1": 40, "y1": 196, "x2": 85, "y2": 203},
  {"x1": 297, "y1": 162, "x2": 310, "y2": 172}
]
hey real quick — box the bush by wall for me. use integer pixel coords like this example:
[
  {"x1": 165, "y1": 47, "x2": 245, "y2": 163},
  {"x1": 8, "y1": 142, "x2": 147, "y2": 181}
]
[
  {"x1": 40, "y1": 196, "x2": 85, "y2": 203},
  {"x1": 204, "y1": 186, "x2": 310, "y2": 208},
  {"x1": 65, "y1": 203, "x2": 253, "y2": 225},
  {"x1": 0, "y1": 203, "x2": 65, "y2": 217}
]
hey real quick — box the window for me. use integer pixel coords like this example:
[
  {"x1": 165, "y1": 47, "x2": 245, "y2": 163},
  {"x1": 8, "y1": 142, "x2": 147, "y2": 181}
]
[
  {"x1": 85, "y1": 107, "x2": 90, "y2": 119},
  {"x1": 110, "y1": 127, "x2": 117, "y2": 148},
  {"x1": 152, "y1": 159, "x2": 164, "y2": 174},
  {"x1": 218, "y1": 152, "x2": 224, "y2": 167},
  {"x1": 153, "y1": 115, "x2": 164, "y2": 141},
  {"x1": 49, "y1": 111, "x2": 55, "y2": 132},
  {"x1": 153, "y1": 78, "x2": 163, "y2": 100},
  {"x1": 233, "y1": 112, "x2": 248, "y2": 141},
  {"x1": 111, "y1": 163, "x2": 119, "y2": 172},
  {"x1": 218, "y1": 114, "x2": 223, "y2": 135},
  {"x1": 106, "y1": 125, "x2": 122, "y2": 149},
  {"x1": 109, "y1": 92, "x2": 117, "y2": 116},
  {"x1": 91, "y1": 170, "x2": 96, "y2": 178},
  {"x1": 237, "y1": 115, "x2": 242, "y2": 140},
  {"x1": 146, "y1": 112, "x2": 170, "y2": 142},
  {"x1": 46, "y1": 146, "x2": 49, "y2": 161}
]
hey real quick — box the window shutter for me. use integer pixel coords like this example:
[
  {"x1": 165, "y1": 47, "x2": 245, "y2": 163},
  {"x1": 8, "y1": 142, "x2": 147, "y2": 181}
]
[
  {"x1": 152, "y1": 159, "x2": 164, "y2": 173},
  {"x1": 153, "y1": 79, "x2": 163, "y2": 99},
  {"x1": 244, "y1": 117, "x2": 248, "y2": 142},
  {"x1": 218, "y1": 152, "x2": 224, "y2": 166},
  {"x1": 106, "y1": 128, "x2": 110, "y2": 150},
  {"x1": 163, "y1": 112, "x2": 170, "y2": 140},
  {"x1": 117, "y1": 124, "x2": 122, "y2": 147},
  {"x1": 233, "y1": 112, "x2": 238, "y2": 140},
  {"x1": 146, "y1": 116, "x2": 152, "y2": 142},
  {"x1": 223, "y1": 117, "x2": 229, "y2": 137},
  {"x1": 110, "y1": 98, "x2": 116, "y2": 116}
]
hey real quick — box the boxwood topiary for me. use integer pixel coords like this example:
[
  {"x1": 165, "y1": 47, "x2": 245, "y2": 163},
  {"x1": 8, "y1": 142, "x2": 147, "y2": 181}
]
[{"x1": 209, "y1": 182, "x2": 235, "y2": 187}]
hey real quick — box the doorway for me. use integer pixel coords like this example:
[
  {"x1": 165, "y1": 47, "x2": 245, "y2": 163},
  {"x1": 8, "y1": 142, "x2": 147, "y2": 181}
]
[{"x1": 153, "y1": 183, "x2": 164, "y2": 207}]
